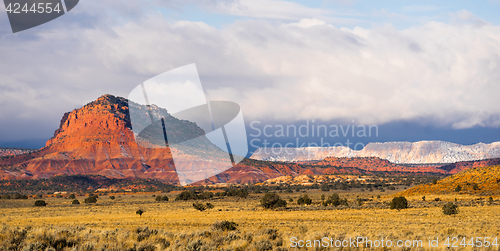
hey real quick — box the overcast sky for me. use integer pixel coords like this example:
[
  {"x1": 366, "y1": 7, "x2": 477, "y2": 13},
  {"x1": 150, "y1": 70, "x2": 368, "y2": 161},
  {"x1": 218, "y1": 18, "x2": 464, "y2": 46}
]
[{"x1": 1, "y1": 0, "x2": 500, "y2": 149}]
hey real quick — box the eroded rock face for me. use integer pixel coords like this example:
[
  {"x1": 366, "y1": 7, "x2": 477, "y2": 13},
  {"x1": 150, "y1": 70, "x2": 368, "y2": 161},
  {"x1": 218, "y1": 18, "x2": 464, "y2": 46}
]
[
  {"x1": 251, "y1": 141, "x2": 500, "y2": 164},
  {"x1": 0, "y1": 95, "x2": 186, "y2": 183}
]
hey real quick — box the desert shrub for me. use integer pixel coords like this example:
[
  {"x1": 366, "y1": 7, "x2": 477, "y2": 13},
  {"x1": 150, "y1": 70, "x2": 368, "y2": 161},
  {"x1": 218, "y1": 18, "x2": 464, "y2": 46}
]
[
  {"x1": 72, "y1": 199, "x2": 80, "y2": 205},
  {"x1": 175, "y1": 191, "x2": 198, "y2": 201},
  {"x1": 263, "y1": 228, "x2": 279, "y2": 240},
  {"x1": 7, "y1": 228, "x2": 28, "y2": 249},
  {"x1": 136, "y1": 227, "x2": 158, "y2": 242},
  {"x1": 288, "y1": 198, "x2": 293, "y2": 202},
  {"x1": 434, "y1": 198, "x2": 441, "y2": 201},
  {"x1": 260, "y1": 193, "x2": 287, "y2": 209},
  {"x1": 34, "y1": 200, "x2": 47, "y2": 206},
  {"x1": 136, "y1": 244, "x2": 156, "y2": 251},
  {"x1": 193, "y1": 202, "x2": 214, "y2": 211},
  {"x1": 432, "y1": 179, "x2": 438, "y2": 184},
  {"x1": 186, "y1": 239, "x2": 207, "y2": 251},
  {"x1": 488, "y1": 196, "x2": 494, "y2": 205},
  {"x1": 472, "y1": 183, "x2": 479, "y2": 190},
  {"x1": 84, "y1": 195, "x2": 97, "y2": 203},
  {"x1": 136, "y1": 209, "x2": 144, "y2": 217},
  {"x1": 1, "y1": 194, "x2": 12, "y2": 199},
  {"x1": 253, "y1": 239, "x2": 273, "y2": 251},
  {"x1": 155, "y1": 195, "x2": 168, "y2": 202},
  {"x1": 109, "y1": 195, "x2": 116, "y2": 200},
  {"x1": 212, "y1": 220, "x2": 238, "y2": 231},
  {"x1": 156, "y1": 238, "x2": 171, "y2": 249},
  {"x1": 443, "y1": 202, "x2": 459, "y2": 215},
  {"x1": 297, "y1": 194, "x2": 312, "y2": 205},
  {"x1": 390, "y1": 196, "x2": 408, "y2": 211},
  {"x1": 455, "y1": 185, "x2": 462, "y2": 192},
  {"x1": 56, "y1": 194, "x2": 63, "y2": 198},
  {"x1": 68, "y1": 194, "x2": 76, "y2": 199},
  {"x1": 422, "y1": 196, "x2": 426, "y2": 201}
]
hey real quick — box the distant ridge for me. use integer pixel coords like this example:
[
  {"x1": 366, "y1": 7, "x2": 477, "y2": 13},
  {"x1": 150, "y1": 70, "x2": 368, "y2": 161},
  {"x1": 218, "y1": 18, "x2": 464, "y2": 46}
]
[
  {"x1": 250, "y1": 141, "x2": 500, "y2": 164},
  {"x1": 0, "y1": 148, "x2": 34, "y2": 157}
]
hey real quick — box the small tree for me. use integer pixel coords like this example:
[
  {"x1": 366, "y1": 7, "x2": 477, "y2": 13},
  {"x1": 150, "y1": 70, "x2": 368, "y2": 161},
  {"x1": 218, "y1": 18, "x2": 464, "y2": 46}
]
[
  {"x1": 260, "y1": 193, "x2": 287, "y2": 209},
  {"x1": 84, "y1": 195, "x2": 97, "y2": 204},
  {"x1": 34, "y1": 200, "x2": 47, "y2": 207},
  {"x1": 442, "y1": 202, "x2": 459, "y2": 215},
  {"x1": 297, "y1": 194, "x2": 312, "y2": 205},
  {"x1": 390, "y1": 196, "x2": 408, "y2": 211},
  {"x1": 323, "y1": 193, "x2": 348, "y2": 207},
  {"x1": 136, "y1": 209, "x2": 144, "y2": 217},
  {"x1": 72, "y1": 199, "x2": 80, "y2": 205},
  {"x1": 193, "y1": 202, "x2": 214, "y2": 212},
  {"x1": 455, "y1": 185, "x2": 462, "y2": 192},
  {"x1": 155, "y1": 195, "x2": 169, "y2": 202}
]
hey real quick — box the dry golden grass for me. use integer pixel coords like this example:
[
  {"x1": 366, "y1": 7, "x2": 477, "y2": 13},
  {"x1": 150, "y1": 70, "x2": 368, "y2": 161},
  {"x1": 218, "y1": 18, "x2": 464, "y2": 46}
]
[{"x1": 1, "y1": 191, "x2": 500, "y2": 250}]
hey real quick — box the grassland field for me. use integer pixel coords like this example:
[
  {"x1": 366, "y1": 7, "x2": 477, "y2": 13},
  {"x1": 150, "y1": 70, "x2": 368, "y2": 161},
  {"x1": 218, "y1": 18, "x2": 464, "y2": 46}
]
[{"x1": 1, "y1": 187, "x2": 500, "y2": 250}]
